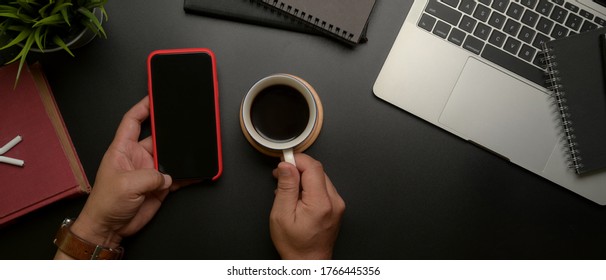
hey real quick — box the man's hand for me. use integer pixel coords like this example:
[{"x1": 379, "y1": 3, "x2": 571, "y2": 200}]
[
  {"x1": 55, "y1": 97, "x2": 171, "y2": 259},
  {"x1": 270, "y1": 153, "x2": 346, "y2": 259}
]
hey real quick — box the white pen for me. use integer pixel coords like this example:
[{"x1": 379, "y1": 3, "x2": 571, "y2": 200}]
[
  {"x1": 0, "y1": 135, "x2": 24, "y2": 167},
  {"x1": 0, "y1": 156, "x2": 24, "y2": 167},
  {"x1": 0, "y1": 135, "x2": 22, "y2": 154}
]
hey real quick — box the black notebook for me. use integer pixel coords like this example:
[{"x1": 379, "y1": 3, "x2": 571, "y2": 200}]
[
  {"x1": 542, "y1": 27, "x2": 606, "y2": 175},
  {"x1": 255, "y1": 0, "x2": 376, "y2": 45},
  {"x1": 183, "y1": 0, "x2": 320, "y2": 35}
]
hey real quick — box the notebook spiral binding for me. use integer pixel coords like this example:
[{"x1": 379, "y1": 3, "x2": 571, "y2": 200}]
[
  {"x1": 541, "y1": 45, "x2": 584, "y2": 173},
  {"x1": 259, "y1": 0, "x2": 355, "y2": 41}
]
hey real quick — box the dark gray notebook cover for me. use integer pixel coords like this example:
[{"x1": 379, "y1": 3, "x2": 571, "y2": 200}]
[
  {"x1": 543, "y1": 28, "x2": 606, "y2": 174},
  {"x1": 183, "y1": 0, "x2": 320, "y2": 35}
]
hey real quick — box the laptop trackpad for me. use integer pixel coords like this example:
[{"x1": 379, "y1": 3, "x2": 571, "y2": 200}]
[{"x1": 438, "y1": 58, "x2": 557, "y2": 172}]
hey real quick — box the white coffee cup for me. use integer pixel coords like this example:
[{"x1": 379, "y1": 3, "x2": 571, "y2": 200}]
[{"x1": 240, "y1": 74, "x2": 323, "y2": 165}]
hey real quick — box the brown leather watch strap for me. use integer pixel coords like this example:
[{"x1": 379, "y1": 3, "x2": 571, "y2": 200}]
[{"x1": 53, "y1": 218, "x2": 123, "y2": 260}]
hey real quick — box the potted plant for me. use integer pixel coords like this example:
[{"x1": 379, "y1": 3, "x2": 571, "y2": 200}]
[{"x1": 0, "y1": 0, "x2": 107, "y2": 85}]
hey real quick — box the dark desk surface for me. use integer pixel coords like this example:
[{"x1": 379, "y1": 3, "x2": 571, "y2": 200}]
[{"x1": 2, "y1": 0, "x2": 606, "y2": 260}]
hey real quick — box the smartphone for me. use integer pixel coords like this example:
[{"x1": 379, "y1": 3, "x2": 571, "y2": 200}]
[{"x1": 147, "y1": 48, "x2": 222, "y2": 181}]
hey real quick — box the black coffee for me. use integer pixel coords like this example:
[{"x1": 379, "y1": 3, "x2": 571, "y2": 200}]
[{"x1": 250, "y1": 85, "x2": 310, "y2": 142}]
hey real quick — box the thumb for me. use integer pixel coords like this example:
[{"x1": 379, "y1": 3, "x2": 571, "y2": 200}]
[
  {"x1": 272, "y1": 162, "x2": 301, "y2": 213},
  {"x1": 125, "y1": 169, "x2": 172, "y2": 195}
]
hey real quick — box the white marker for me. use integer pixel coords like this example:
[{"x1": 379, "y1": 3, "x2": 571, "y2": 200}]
[
  {"x1": 0, "y1": 135, "x2": 24, "y2": 167},
  {"x1": 0, "y1": 156, "x2": 24, "y2": 167}
]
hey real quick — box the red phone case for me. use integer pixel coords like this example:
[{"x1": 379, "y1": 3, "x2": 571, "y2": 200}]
[{"x1": 147, "y1": 48, "x2": 223, "y2": 181}]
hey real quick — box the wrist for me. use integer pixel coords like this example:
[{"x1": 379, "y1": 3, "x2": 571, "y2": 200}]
[
  {"x1": 70, "y1": 214, "x2": 122, "y2": 249},
  {"x1": 53, "y1": 218, "x2": 124, "y2": 260}
]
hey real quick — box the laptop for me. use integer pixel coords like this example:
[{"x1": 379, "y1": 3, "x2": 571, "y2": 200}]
[{"x1": 373, "y1": 0, "x2": 606, "y2": 205}]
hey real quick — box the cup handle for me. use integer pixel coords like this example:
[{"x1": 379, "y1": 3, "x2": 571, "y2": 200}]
[{"x1": 283, "y1": 148, "x2": 296, "y2": 166}]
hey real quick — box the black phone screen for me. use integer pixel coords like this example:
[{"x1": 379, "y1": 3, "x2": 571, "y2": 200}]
[{"x1": 148, "y1": 50, "x2": 221, "y2": 180}]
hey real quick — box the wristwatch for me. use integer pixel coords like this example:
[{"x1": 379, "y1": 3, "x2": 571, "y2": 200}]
[{"x1": 53, "y1": 218, "x2": 123, "y2": 260}]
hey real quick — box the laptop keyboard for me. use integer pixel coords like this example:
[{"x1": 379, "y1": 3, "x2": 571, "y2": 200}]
[{"x1": 419, "y1": 0, "x2": 606, "y2": 86}]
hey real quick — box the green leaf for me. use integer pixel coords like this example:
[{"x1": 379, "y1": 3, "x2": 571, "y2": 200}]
[
  {"x1": 100, "y1": 6, "x2": 107, "y2": 21},
  {"x1": 0, "y1": 26, "x2": 30, "y2": 50},
  {"x1": 0, "y1": 12, "x2": 20, "y2": 19},
  {"x1": 12, "y1": 12, "x2": 35, "y2": 23},
  {"x1": 14, "y1": 0, "x2": 36, "y2": 15},
  {"x1": 77, "y1": 7, "x2": 105, "y2": 38},
  {"x1": 32, "y1": 13, "x2": 63, "y2": 27},
  {"x1": 7, "y1": 25, "x2": 26, "y2": 31},
  {"x1": 80, "y1": 18, "x2": 98, "y2": 37},
  {"x1": 38, "y1": 1, "x2": 54, "y2": 18},
  {"x1": 33, "y1": 25, "x2": 43, "y2": 50},
  {"x1": 49, "y1": 2, "x2": 72, "y2": 26},
  {"x1": 0, "y1": 5, "x2": 19, "y2": 13},
  {"x1": 83, "y1": 0, "x2": 107, "y2": 10},
  {"x1": 50, "y1": 2, "x2": 72, "y2": 16},
  {"x1": 52, "y1": 34, "x2": 74, "y2": 57},
  {"x1": 41, "y1": 25, "x2": 48, "y2": 45},
  {"x1": 6, "y1": 30, "x2": 35, "y2": 88},
  {"x1": 60, "y1": 7, "x2": 69, "y2": 26}
]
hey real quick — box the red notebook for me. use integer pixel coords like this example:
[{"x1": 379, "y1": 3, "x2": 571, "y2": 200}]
[{"x1": 0, "y1": 62, "x2": 90, "y2": 226}]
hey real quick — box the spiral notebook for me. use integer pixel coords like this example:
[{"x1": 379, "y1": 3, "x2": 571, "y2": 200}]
[
  {"x1": 183, "y1": 0, "x2": 320, "y2": 35},
  {"x1": 543, "y1": 28, "x2": 606, "y2": 175},
  {"x1": 255, "y1": 0, "x2": 376, "y2": 45}
]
